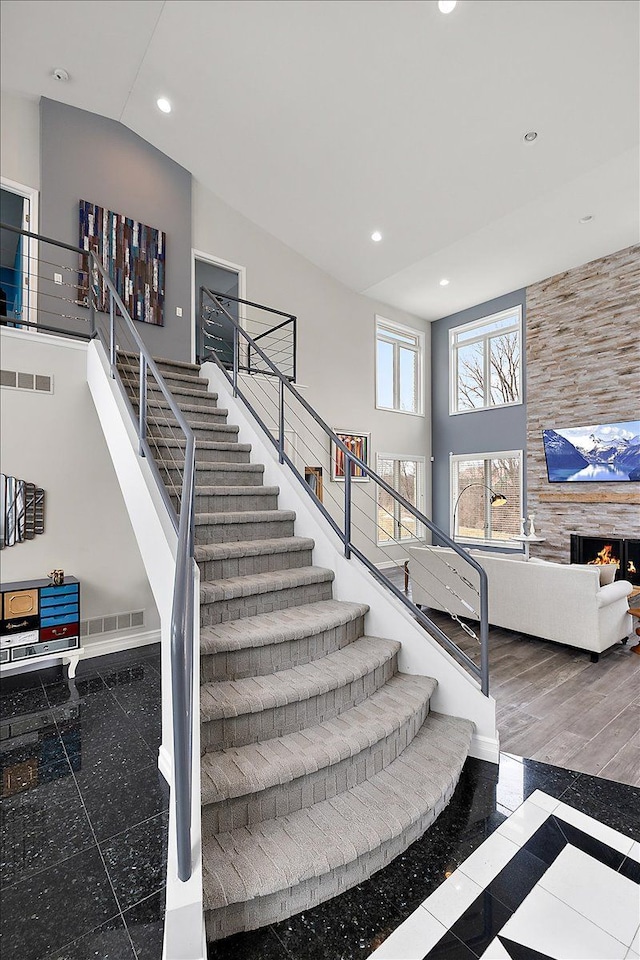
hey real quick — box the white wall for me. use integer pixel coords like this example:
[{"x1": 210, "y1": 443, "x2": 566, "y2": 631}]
[
  {"x1": 193, "y1": 181, "x2": 432, "y2": 564},
  {"x1": 0, "y1": 328, "x2": 159, "y2": 651},
  {"x1": 0, "y1": 91, "x2": 40, "y2": 189}
]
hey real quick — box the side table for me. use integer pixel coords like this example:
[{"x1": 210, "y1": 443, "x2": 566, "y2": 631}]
[{"x1": 510, "y1": 535, "x2": 546, "y2": 561}]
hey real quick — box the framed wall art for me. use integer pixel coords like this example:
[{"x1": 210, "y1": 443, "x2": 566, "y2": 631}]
[
  {"x1": 331, "y1": 431, "x2": 370, "y2": 482},
  {"x1": 78, "y1": 199, "x2": 166, "y2": 326}
]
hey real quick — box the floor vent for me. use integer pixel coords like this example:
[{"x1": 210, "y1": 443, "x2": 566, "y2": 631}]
[
  {"x1": 0, "y1": 369, "x2": 53, "y2": 393},
  {"x1": 80, "y1": 609, "x2": 145, "y2": 638}
]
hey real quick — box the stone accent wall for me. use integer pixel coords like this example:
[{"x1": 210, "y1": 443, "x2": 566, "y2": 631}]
[{"x1": 526, "y1": 244, "x2": 640, "y2": 564}]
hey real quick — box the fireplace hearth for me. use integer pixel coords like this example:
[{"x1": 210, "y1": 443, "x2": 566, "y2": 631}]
[{"x1": 570, "y1": 535, "x2": 640, "y2": 586}]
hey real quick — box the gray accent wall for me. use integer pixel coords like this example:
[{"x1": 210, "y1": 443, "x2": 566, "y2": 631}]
[
  {"x1": 40, "y1": 98, "x2": 192, "y2": 361},
  {"x1": 431, "y1": 289, "x2": 527, "y2": 547}
]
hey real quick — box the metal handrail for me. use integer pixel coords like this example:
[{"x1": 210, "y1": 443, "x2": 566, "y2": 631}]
[
  {"x1": 0, "y1": 222, "x2": 196, "y2": 880},
  {"x1": 199, "y1": 287, "x2": 297, "y2": 382},
  {"x1": 200, "y1": 286, "x2": 490, "y2": 695}
]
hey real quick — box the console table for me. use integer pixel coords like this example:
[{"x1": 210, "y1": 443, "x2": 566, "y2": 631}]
[{"x1": 0, "y1": 576, "x2": 83, "y2": 678}]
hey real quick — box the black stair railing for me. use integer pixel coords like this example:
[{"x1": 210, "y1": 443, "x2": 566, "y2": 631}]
[{"x1": 200, "y1": 286, "x2": 490, "y2": 696}]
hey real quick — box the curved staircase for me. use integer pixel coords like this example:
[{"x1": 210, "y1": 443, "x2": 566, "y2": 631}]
[{"x1": 118, "y1": 355, "x2": 474, "y2": 942}]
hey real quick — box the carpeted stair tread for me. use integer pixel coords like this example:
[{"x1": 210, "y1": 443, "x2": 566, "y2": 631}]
[
  {"x1": 200, "y1": 636, "x2": 400, "y2": 721},
  {"x1": 195, "y1": 509, "x2": 296, "y2": 526},
  {"x1": 200, "y1": 566, "x2": 335, "y2": 605},
  {"x1": 149, "y1": 384, "x2": 219, "y2": 402},
  {"x1": 196, "y1": 536, "x2": 314, "y2": 566},
  {"x1": 158, "y1": 439, "x2": 250, "y2": 453},
  {"x1": 200, "y1": 673, "x2": 437, "y2": 805},
  {"x1": 144, "y1": 398, "x2": 229, "y2": 417},
  {"x1": 194, "y1": 484, "x2": 279, "y2": 497},
  {"x1": 200, "y1": 597, "x2": 365, "y2": 654},
  {"x1": 201, "y1": 712, "x2": 473, "y2": 910}
]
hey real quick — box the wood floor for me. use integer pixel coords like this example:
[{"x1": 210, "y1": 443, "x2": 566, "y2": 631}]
[
  {"x1": 426, "y1": 608, "x2": 640, "y2": 788},
  {"x1": 386, "y1": 569, "x2": 640, "y2": 788}
]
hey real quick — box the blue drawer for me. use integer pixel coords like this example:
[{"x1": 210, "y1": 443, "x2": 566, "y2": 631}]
[
  {"x1": 41, "y1": 611, "x2": 79, "y2": 627},
  {"x1": 40, "y1": 601, "x2": 78, "y2": 617},
  {"x1": 41, "y1": 592, "x2": 79, "y2": 609},
  {"x1": 41, "y1": 584, "x2": 79, "y2": 599}
]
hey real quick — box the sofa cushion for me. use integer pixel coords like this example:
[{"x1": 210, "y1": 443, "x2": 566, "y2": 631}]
[{"x1": 571, "y1": 562, "x2": 618, "y2": 587}]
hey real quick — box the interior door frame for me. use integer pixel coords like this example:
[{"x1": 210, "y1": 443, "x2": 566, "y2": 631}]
[
  {"x1": 1, "y1": 176, "x2": 40, "y2": 328},
  {"x1": 191, "y1": 248, "x2": 246, "y2": 365}
]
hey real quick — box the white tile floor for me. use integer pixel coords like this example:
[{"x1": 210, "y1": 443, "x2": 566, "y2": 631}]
[{"x1": 369, "y1": 791, "x2": 640, "y2": 960}]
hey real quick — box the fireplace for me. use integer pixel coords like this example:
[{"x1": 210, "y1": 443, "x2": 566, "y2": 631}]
[{"x1": 570, "y1": 535, "x2": 640, "y2": 586}]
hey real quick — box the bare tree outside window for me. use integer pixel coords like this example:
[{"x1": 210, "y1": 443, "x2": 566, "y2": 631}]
[{"x1": 451, "y1": 309, "x2": 522, "y2": 414}]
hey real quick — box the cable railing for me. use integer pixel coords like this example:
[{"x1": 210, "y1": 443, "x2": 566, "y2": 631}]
[
  {"x1": 0, "y1": 221, "x2": 196, "y2": 881},
  {"x1": 200, "y1": 286, "x2": 490, "y2": 695},
  {"x1": 198, "y1": 287, "x2": 297, "y2": 381}
]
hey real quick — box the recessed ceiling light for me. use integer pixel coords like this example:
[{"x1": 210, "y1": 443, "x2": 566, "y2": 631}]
[
  {"x1": 371, "y1": 231, "x2": 382, "y2": 242},
  {"x1": 156, "y1": 97, "x2": 172, "y2": 114},
  {"x1": 52, "y1": 68, "x2": 70, "y2": 82},
  {"x1": 523, "y1": 131, "x2": 538, "y2": 142},
  {"x1": 439, "y1": 278, "x2": 450, "y2": 286},
  {"x1": 438, "y1": 0, "x2": 457, "y2": 12},
  {"x1": 579, "y1": 214, "x2": 594, "y2": 224}
]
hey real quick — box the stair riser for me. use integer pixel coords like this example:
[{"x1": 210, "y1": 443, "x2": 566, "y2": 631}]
[
  {"x1": 197, "y1": 547, "x2": 314, "y2": 585},
  {"x1": 195, "y1": 518, "x2": 294, "y2": 544},
  {"x1": 165, "y1": 466, "x2": 264, "y2": 487},
  {"x1": 118, "y1": 363, "x2": 209, "y2": 392},
  {"x1": 202, "y1": 699, "x2": 429, "y2": 832},
  {"x1": 200, "y1": 611, "x2": 365, "y2": 682},
  {"x1": 155, "y1": 446, "x2": 252, "y2": 467},
  {"x1": 204, "y1": 760, "x2": 458, "y2": 941},
  {"x1": 150, "y1": 423, "x2": 239, "y2": 442},
  {"x1": 201, "y1": 654, "x2": 397, "y2": 752},
  {"x1": 200, "y1": 580, "x2": 334, "y2": 627},
  {"x1": 130, "y1": 399, "x2": 228, "y2": 427},
  {"x1": 149, "y1": 387, "x2": 219, "y2": 409},
  {"x1": 194, "y1": 492, "x2": 279, "y2": 514}
]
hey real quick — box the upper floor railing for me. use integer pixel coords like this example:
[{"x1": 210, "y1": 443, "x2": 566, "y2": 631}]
[
  {"x1": 199, "y1": 286, "x2": 490, "y2": 695},
  {"x1": 0, "y1": 221, "x2": 196, "y2": 881}
]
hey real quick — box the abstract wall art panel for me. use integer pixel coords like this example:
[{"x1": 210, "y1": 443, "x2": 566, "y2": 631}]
[{"x1": 78, "y1": 200, "x2": 166, "y2": 326}]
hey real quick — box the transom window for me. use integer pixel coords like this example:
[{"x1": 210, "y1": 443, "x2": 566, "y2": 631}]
[
  {"x1": 377, "y1": 455, "x2": 425, "y2": 544},
  {"x1": 376, "y1": 317, "x2": 424, "y2": 416},
  {"x1": 449, "y1": 306, "x2": 522, "y2": 414},
  {"x1": 450, "y1": 451, "x2": 522, "y2": 545}
]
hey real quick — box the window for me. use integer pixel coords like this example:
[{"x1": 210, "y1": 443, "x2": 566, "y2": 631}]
[
  {"x1": 377, "y1": 455, "x2": 425, "y2": 544},
  {"x1": 450, "y1": 451, "x2": 522, "y2": 545},
  {"x1": 449, "y1": 306, "x2": 522, "y2": 414},
  {"x1": 376, "y1": 317, "x2": 424, "y2": 415}
]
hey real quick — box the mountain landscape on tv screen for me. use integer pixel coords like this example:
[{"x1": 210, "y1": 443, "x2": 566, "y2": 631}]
[{"x1": 543, "y1": 421, "x2": 640, "y2": 482}]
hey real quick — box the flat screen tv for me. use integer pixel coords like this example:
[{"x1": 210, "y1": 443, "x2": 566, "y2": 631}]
[{"x1": 542, "y1": 420, "x2": 640, "y2": 482}]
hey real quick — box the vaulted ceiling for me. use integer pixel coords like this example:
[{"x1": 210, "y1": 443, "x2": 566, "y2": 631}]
[{"x1": 2, "y1": 0, "x2": 638, "y2": 319}]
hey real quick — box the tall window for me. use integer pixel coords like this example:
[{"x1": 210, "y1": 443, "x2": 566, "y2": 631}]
[
  {"x1": 377, "y1": 455, "x2": 425, "y2": 544},
  {"x1": 449, "y1": 307, "x2": 522, "y2": 414},
  {"x1": 451, "y1": 451, "x2": 522, "y2": 545},
  {"x1": 376, "y1": 317, "x2": 424, "y2": 416}
]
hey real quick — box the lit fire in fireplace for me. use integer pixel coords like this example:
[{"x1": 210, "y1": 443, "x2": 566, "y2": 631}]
[
  {"x1": 588, "y1": 544, "x2": 620, "y2": 568},
  {"x1": 629, "y1": 560, "x2": 637, "y2": 576}
]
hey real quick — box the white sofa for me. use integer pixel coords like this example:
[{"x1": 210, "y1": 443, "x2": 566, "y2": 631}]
[{"x1": 407, "y1": 546, "x2": 633, "y2": 659}]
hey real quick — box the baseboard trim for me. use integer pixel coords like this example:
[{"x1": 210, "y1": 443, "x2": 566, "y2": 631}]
[
  {"x1": 82, "y1": 628, "x2": 160, "y2": 660},
  {"x1": 158, "y1": 744, "x2": 172, "y2": 787},
  {"x1": 469, "y1": 732, "x2": 500, "y2": 765}
]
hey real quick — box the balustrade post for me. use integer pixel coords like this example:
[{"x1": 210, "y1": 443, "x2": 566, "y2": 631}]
[
  {"x1": 279, "y1": 379, "x2": 285, "y2": 464},
  {"x1": 344, "y1": 454, "x2": 352, "y2": 559},
  {"x1": 233, "y1": 324, "x2": 239, "y2": 397},
  {"x1": 139, "y1": 353, "x2": 147, "y2": 457},
  {"x1": 109, "y1": 293, "x2": 116, "y2": 377}
]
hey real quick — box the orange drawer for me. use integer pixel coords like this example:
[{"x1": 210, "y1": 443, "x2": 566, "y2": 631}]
[
  {"x1": 3, "y1": 589, "x2": 38, "y2": 620},
  {"x1": 39, "y1": 622, "x2": 79, "y2": 643}
]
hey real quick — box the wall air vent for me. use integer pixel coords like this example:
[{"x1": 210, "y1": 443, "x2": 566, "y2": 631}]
[
  {"x1": 80, "y1": 609, "x2": 145, "y2": 638},
  {"x1": 0, "y1": 369, "x2": 53, "y2": 393}
]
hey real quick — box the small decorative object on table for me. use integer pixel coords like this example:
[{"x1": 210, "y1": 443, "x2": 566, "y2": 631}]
[
  {"x1": 528, "y1": 514, "x2": 537, "y2": 537},
  {"x1": 521, "y1": 517, "x2": 529, "y2": 537},
  {"x1": 48, "y1": 569, "x2": 65, "y2": 586}
]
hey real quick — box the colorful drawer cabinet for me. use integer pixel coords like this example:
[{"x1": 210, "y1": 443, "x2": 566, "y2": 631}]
[{"x1": 0, "y1": 577, "x2": 83, "y2": 677}]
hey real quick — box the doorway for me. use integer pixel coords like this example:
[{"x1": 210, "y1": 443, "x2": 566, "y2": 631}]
[
  {"x1": 192, "y1": 251, "x2": 245, "y2": 365},
  {"x1": 0, "y1": 179, "x2": 39, "y2": 328}
]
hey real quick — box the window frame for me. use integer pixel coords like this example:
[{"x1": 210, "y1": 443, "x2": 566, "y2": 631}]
[
  {"x1": 449, "y1": 306, "x2": 523, "y2": 416},
  {"x1": 375, "y1": 316, "x2": 425, "y2": 417},
  {"x1": 376, "y1": 452, "x2": 426, "y2": 546},
  {"x1": 449, "y1": 449, "x2": 523, "y2": 547}
]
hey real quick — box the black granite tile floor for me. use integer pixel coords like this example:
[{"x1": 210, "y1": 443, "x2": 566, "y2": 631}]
[{"x1": 0, "y1": 645, "x2": 167, "y2": 960}]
